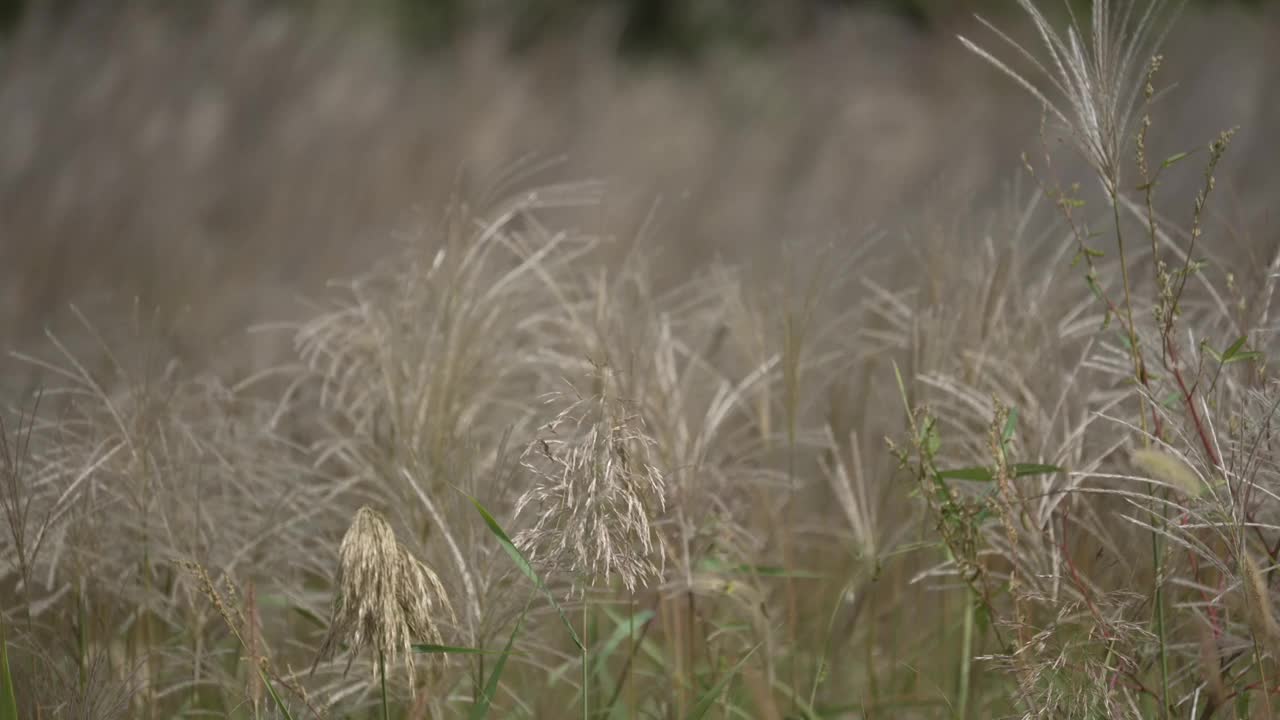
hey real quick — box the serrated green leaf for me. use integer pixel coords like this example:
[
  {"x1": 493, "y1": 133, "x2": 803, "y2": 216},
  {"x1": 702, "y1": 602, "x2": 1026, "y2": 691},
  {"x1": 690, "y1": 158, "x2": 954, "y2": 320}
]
[
  {"x1": 686, "y1": 643, "x2": 762, "y2": 720},
  {"x1": 937, "y1": 466, "x2": 994, "y2": 483},
  {"x1": 462, "y1": 491, "x2": 584, "y2": 651}
]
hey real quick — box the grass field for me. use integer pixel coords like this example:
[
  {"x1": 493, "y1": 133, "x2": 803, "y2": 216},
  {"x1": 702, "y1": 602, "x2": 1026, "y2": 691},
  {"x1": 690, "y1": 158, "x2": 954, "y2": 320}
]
[{"x1": 2, "y1": 1, "x2": 1280, "y2": 718}]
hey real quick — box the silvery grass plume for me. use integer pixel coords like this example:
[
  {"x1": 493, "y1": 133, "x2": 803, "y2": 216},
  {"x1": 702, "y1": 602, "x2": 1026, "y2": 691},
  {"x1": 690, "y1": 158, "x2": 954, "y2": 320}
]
[
  {"x1": 514, "y1": 364, "x2": 667, "y2": 595},
  {"x1": 313, "y1": 506, "x2": 454, "y2": 689},
  {"x1": 959, "y1": 0, "x2": 1185, "y2": 197}
]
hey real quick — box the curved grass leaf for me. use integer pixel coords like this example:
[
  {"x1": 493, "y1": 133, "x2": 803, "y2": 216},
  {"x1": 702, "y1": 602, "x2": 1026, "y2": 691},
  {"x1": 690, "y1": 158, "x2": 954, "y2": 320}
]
[
  {"x1": 591, "y1": 609, "x2": 656, "y2": 678},
  {"x1": 461, "y1": 490, "x2": 584, "y2": 650},
  {"x1": 686, "y1": 643, "x2": 761, "y2": 720},
  {"x1": 0, "y1": 640, "x2": 15, "y2": 720},
  {"x1": 470, "y1": 595, "x2": 533, "y2": 720},
  {"x1": 261, "y1": 670, "x2": 297, "y2": 720}
]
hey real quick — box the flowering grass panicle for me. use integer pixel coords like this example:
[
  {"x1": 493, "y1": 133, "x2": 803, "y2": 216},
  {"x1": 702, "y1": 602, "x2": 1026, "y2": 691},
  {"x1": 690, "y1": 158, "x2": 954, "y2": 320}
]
[
  {"x1": 959, "y1": 0, "x2": 1184, "y2": 196},
  {"x1": 513, "y1": 365, "x2": 667, "y2": 595},
  {"x1": 314, "y1": 506, "x2": 454, "y2": 686}
]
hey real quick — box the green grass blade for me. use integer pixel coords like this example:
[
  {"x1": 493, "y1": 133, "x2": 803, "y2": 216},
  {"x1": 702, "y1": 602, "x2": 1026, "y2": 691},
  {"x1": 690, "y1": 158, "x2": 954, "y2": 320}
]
[
  {"x1": 591, "y1": 610, "x2": 655, "y2": 678},
  {"x1": 0, "y1": 645, "x2": 15, "y2": 720},
  {"x1": 685, "y1": 643, "x2": 761, "y2": 720},
  {"x1": 471, "y1": 595, "x2": 533, "y2": 720},
  {"x1": 0, "y1": 617, "x2": 16, "y2": 720},
  {"x1": 936, "y1": 466, "x2": 994, "y2": 483},
  {"x1": 261, "y1": 669, "x2": 297, "y2": 720},
  {"x1": 1011, "y1": 463, "x2": 1064, "y2": 478},
  {"x1": 413, "y1": 643, "x2": 509, "y2": 656},
  {"x1": 462, "y1": 490, "x2": 584, "y2": 650}
]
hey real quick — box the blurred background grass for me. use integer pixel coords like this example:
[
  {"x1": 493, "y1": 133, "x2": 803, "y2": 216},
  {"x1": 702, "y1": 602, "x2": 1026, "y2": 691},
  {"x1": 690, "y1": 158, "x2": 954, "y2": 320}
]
[{"x1": 0, "y1": 0, "x2": 1276, "y2": 387}]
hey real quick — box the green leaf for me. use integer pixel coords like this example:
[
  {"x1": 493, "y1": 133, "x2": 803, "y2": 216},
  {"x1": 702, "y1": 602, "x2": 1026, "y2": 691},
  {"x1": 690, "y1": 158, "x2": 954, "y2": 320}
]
[
  {"x1": 686, "y1": 643, "x2": 762, "y2": 720},
  {"x1": 937, "y1": 466, "x2": 994, "y2": 483},
  {"x1": 1222, "y1": 335, "x2": 1248, "y2": 362},
  {"x1": 1001, "y1": 407, "x2": 1019, "y2": 445},
  {"x1": 1226, "y1": 351, "x2": 1264, "y2": 365},
  {"x1": 921, "y1": 418, "x2": 941, "y2": 456},
  {"x1": 1012, "y1": 463, "x2": 1064, "y2": 478},
  {"x1": 462, "y1": 491, "x2": 584, "y2": 651},
  {"x1": 696, "y1": 557, "x2": 826, "y2": 578},
  {"x1": 591, "y1": 610, "x2": 656, "y2": 678},
  {"x1": 261, "y1": 670, "x2": 297, "y2": 720},
  {"x1": 1161, "y1": 151, "x2": 1191, "y2": 168},
  {"x1": 1236, "y1": 686, "x2": 1252, "y2": 718},
  {"x1": 1202, "y1": 340, "x2": 1222, "y2": 363},
  {"x1": 0, "y1": 626, "x2": 17, "y2": 720},
  {"x1": 1085, "y1": 274, "x2": 1105, "y2": 301},
  {"x1": 413, "y1": 644, "x2": 509, "y2": 656},
  {"x1": 471, "y1": 595, "x2": 533, "y2": 720}
]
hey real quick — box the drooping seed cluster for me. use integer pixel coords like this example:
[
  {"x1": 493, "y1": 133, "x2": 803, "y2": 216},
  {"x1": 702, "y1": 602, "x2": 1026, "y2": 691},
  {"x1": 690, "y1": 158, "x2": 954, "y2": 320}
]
[{"x1": 315, "y1": 506, "x2": 454, "y2": 686}]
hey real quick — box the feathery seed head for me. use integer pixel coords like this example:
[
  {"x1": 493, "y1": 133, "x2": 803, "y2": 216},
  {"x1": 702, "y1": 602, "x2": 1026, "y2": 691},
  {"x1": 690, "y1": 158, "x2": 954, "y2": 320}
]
[
  {"x1": 513, "y1": 364, "x2": 667, "y2": 595},
  {"x1": 960, "y1": 0, "x2": 1185, "y2": 196},
  {"x1": 315, "y1": 506, "x2": 453, "y2": 686}
]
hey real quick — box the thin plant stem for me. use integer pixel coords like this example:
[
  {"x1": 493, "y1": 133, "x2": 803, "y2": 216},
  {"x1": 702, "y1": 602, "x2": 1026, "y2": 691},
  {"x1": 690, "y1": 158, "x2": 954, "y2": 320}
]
[
  {"x1": 583, "y1": 596, "x2": 589, "y2": 720},
  {"x1": 1151, "y1": 485, "x2": 1170, "y2": 720},
  {"x1": 628, "y1": 591, "x2": 635, "y2": 715},
  {"x1": 603, "y1": 596, "x2": 658, "y2": 718},
  {"x1": 380, "y1": 649, "x2": 390, "y2": 720},
  {"x1": 957, "y1": 588, "x2": 974, "y2": 720},
  {"x1": 1113, "y1": 198, "x2": 1152, "y2": 443}
]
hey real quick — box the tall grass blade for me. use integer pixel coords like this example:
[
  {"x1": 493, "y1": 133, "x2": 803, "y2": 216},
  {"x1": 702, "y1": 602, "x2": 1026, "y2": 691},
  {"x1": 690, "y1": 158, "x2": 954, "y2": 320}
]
[
  {"x1": 470, "y1": 595, "x2": 533, "y2": 720},
  {"x1": 462, "y1": 490, "x2": 584, "y2": 650},
  {"x1": 260, "y1": 669, "x2": 297, "y2": 720},
  {"x1": 686, "y1": 643, "x2": 762, "y2": 720}
]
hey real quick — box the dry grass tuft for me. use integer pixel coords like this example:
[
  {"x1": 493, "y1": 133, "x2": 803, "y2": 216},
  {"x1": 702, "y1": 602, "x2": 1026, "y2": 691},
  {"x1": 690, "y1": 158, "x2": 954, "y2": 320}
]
[
  {"x1": 514, "y1": 363, "x2": 667, "y2": 595},
  {"x1": 314, "y1": 506, "x2": 454, "y2": 688}
]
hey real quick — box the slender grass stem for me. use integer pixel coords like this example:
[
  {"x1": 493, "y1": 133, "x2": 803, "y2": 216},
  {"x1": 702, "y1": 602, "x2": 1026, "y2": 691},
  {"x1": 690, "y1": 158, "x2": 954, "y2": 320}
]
[
  {"x1": 380, "y1": 649, "x2": 390, "y2": 720},
  {"x1": 1151, "y1": 485, "x2": 1170, "y2": 720},
  {"x1": 957, "y1": 589, "x2": 974, "y2": 720}
]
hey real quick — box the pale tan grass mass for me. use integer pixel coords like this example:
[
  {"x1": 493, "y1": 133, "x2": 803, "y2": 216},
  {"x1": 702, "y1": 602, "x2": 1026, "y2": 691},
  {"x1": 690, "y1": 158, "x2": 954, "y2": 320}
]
[
  {"x1": 315, "y1": 506, "x2": 454, "y2": 687},
  {"x1": 513, "y1": 365, "x2": 667, "y2": 595}
]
